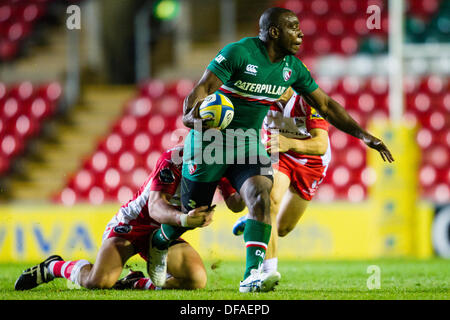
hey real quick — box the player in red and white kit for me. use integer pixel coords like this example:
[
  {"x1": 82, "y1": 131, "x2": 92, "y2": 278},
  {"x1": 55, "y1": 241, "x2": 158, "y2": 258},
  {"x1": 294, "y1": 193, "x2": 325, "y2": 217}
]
[
  {"x1": 15, "y1": 146, "x2": 241, "y2": 291},
  {"x1": 233, "y1": 87, "x2": 331, "y2": 278}
]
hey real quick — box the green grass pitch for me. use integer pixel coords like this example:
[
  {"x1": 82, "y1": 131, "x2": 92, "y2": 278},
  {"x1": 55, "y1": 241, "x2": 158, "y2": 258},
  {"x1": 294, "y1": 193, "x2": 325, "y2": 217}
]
[{"x1": 1, "y1": 259, "x2": 449, "y2": 300}]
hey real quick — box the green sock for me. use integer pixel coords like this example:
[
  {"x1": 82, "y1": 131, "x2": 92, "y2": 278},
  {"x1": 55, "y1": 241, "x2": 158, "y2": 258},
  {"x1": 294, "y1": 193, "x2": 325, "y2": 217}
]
[
  {"x1": 243, "y1": 218, "x2": 272, "y2": 279},
  {"x1": 152, "y1": 224, "x2": 189, "y2": 250}
]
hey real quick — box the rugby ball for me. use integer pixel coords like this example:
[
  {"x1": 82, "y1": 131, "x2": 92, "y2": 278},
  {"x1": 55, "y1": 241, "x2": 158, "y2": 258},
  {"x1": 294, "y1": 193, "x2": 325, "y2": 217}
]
[{"x1": 199, "y1": 92, "x2": 234, "y2": 130}]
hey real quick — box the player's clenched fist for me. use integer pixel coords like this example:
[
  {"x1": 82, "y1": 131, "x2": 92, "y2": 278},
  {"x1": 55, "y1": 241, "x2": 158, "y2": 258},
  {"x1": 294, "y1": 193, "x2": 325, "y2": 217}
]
[{"x1": 180, "y1": 205, "x2": 215, "y2": 228}]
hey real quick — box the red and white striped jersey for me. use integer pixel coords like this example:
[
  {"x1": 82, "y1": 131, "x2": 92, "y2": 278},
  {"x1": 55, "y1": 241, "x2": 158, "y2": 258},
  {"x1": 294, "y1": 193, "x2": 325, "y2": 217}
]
[
  {"x1": 262, "y1": 92, "x2": 332, "y2": 168},
  {"x1": 114, "y1": 146, "x2": 184, "y2": 226}
]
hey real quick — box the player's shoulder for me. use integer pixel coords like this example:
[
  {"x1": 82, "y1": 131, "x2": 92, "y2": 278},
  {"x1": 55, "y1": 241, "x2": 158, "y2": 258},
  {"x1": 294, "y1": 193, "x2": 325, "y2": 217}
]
[
  {"x1": 286, "y1": 55, "x2": 310, "y2": 71},
  {"x1": 159, "y1": 146, "x2": 183, "y2": 168},
  {"x1": 222, "y1": 37, "x2": 258, "y2": 55}
]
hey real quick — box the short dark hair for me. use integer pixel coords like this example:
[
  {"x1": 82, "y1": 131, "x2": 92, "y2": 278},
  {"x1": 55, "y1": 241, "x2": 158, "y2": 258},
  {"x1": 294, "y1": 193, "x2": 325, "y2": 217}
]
[{"x1": 259, "y1": 7, "x2": 293, "y2": 40}]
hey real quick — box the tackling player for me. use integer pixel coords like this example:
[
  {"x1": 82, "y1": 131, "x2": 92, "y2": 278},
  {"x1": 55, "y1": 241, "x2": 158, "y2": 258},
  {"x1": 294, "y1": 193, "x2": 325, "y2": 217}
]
[
  {"x1": 147, "y1": 7, "x2": 393, "y2": 292},
  {"x1": 14, "y1": 146, "x2": 239, "y2": 291},
  {"x1": 233, "y1": 87, "x2": 333, "y2": 279}
]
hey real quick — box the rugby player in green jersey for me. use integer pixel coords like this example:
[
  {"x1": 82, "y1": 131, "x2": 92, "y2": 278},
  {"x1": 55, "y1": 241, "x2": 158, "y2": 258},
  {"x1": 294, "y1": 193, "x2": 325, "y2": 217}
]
[{"x1": 147, "y1": 7, "x2": 394, "y2": 292}]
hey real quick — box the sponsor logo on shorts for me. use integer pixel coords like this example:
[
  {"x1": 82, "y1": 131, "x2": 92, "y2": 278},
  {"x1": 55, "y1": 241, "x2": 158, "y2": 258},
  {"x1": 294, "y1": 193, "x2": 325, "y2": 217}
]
[{"x1": 114, "y1": 225, "x2": 132, "y2": 234}]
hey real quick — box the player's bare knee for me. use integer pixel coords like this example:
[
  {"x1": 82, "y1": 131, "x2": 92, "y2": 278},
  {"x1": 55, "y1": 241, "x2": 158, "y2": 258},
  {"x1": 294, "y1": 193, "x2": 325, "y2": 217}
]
[{"x1": 244, "y1": 184, "x2": 271, "y2": 221}]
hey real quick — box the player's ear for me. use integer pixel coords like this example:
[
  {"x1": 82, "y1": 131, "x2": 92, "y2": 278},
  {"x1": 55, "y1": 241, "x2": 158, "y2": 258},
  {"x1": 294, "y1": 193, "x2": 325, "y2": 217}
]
[{"x1": 268, "y1": 25, "x2": 279, "y2": 39}]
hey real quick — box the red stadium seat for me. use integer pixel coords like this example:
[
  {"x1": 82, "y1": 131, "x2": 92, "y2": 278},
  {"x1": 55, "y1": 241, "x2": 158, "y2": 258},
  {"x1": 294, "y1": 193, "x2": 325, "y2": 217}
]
[
  {"x1": 331, "y1": 165, "x2": 351, "y2": 187},
  {"x1": 329, "y1": 129, "x2": 350, "y2": 151},
  {"x1": 419, "y1": 164, "x2": 437, "y2": 187},
  {"x1": 8, "y1": 81, "x2": 34, "y2": 101},
  {"x1": 88, "y1": 186, "x2": 105, "y2": 205},
  {"x1": 0, "y1": 97, "x2": 19, "y2": 119},
  {"x1": 0, "y1": 134, "x2": 23, "y2": 157},
  {"x1": 116, "y1": 185, "x2": 134, "y2": 204},
  {"x1": 147, "y1": 114, "x2": 166, "y2": 136},
  {"x1": 85, "y1": 150, "x2": 110, "y2": 173},
  {"x1": 130, "y1": 167, "x2": 150, "y2": 189},
  {"x1": 425, "y1": 145, "x2": 448, "y2": 169},
  {"x1": 310, "y1": 0, "x2": 330, "y2": 16},
  {"x1": 312, "y1": 36, "x2": 332, "y2": 55},
  {"x1": 299, "y1": 16, "x2": 318, "y2": 36},
  {"x1": 339, "y1": 36, "x2": 359, "y2": 55},
  {"x1": 429, "y1": 183, "x2": 450, "y2": 203},
  {"x1": 139, "y1": 79, "x2": 166, "y2": 99},
  {"x1": 157, "y1": 95, "x2": 182, "y2": 117},
  {"x1": 37, "y1": 82, "x2": 62, "y2": 102},
  {"x1": 421, "y1": 111, "x2": 447, "y2": 132},
  {"x1": 315, "y1": 183, "x2": 336, "y2": 202},
  {"x1": 344, "y1": 146, "x2": 366, "y2": 169},
  {"x1": 131, "y1": 131, "x2": 152, "y2": 155},
  {"x1": 346, "y1": 183, "x2": 366, "y2": 202},
  {"x1": 118, "y1": 151, "x2": 136, "y2": 173},
  {"x1": 102, "y1": 167, "x2": 122, "y2": 193},
  {"x1": 437, "y1": 93, "x2": 450, "y2": 113},
  {"x1": 0, "y1": 4, "x2": 12, "y2": 23},
  {"x1": 339, "y1": 0, "x2": 358, "y2": 15},
  {"x1": 360, "y1": 167, "x2": 377, "y2": 187},
  {"x1": 408, "y1": 92, "x2": 432, "y2": 115},
  {"x1": 28, "y1": 97, "x2": 52, "y2": 120},
  {"x1": 167, "y1": 79, "x2": 194, "y2": 99},
  {"x1": 57, "y1": 187, "x2": 78, "y2": 206},
  {"x1": 73, "y1": 169, "x2": 95, "y2": 192},
  {"x1": 146, "y1": 150, "x2": 162, "y2": 171},
  {"x1": 367, "y1": 76, "x2": 389, "y2": 96},
  {"x1": 14, "y1": 114, "x2": 39, "y2": 138},
  {"x1": 357, "y1": 93, "x2": 376, "y2": 113},
  {"x1": 419, "y1": 75, "x2": 447, "y2": 95},
  {"x1": 416, "y1": 127, "x2": 434, "y2": 150},
  {"x1": 114, "y1": 114, "x2": 138, "y2": 137},
  {"x1": 126, "y1": 96, "x2": 152, "y2": 118},
  {"x1": 281, "y1": 0, "x2": 308, "y2": 14},
  {"x1": 326, "y1": 16, "x2": 345, "y2": 36}
]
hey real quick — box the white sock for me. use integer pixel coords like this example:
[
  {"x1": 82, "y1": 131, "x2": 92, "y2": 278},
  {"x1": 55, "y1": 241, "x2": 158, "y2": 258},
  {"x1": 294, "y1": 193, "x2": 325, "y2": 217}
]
[{"x1": 263, "y1": 258, "x2": 278, "y2": 274}]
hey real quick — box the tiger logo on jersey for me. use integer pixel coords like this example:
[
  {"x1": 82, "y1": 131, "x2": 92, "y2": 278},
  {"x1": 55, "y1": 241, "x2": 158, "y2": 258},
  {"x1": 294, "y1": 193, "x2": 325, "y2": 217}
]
[{"x1": 310, "y1": 107, "x2": 324, "y2": 120}]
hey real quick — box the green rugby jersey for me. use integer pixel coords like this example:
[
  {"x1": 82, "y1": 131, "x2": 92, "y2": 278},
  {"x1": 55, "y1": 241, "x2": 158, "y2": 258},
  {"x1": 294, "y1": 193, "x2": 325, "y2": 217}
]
[
  {"x1": 182, "y1": 37, "x2": 319, "y2": 181},
  {"x1": 208, "y1": 36, "x2": 318, "y2": 131}
]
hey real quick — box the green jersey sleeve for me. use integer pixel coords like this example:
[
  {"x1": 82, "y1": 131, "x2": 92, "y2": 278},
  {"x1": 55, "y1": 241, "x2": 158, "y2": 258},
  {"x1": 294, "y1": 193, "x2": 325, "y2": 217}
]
[
  {"x1": 207, "y1": 42, "x2": 247, "y2": 84},
  {"x1": 291, "y1": 60, "x2": 318, "y2": 95}
]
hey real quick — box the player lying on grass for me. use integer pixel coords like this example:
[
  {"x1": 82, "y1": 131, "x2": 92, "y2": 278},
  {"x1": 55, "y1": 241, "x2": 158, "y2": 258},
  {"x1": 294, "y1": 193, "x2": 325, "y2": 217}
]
[
  {"x1": 233, "y1": 86, "x2": 394, "y2": 282},
  {"x1": 147, "y1": 7, "x2": 393, "y2": 293},
  {"x1": 14, "y1": 146, "x2": 241, "y2": 291}
]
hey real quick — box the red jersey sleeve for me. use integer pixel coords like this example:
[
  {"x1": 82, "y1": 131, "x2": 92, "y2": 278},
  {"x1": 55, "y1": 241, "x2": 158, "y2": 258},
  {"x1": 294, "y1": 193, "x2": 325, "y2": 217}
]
[
  {"x1": 150, "y1": 150, "x2": 182, "y2": 196},
  {"x1": 305, "y1": 105, "x2": 329, "y2": 132},
  {"x1": 218, "y1": 177, "x2": 237, "y2": 199}
]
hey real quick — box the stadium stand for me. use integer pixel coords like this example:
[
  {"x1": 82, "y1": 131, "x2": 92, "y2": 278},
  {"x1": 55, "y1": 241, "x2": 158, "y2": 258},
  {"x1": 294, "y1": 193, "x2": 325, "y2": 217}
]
[{"x1": 0, "y1": 80, "x2": 62, "y2": 175}]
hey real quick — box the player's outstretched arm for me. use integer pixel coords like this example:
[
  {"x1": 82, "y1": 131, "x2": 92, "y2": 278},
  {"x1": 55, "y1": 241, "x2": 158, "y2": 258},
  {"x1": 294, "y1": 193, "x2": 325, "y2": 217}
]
[
  {"x1": 266, "y1": 128, "x2": 328, "y2": 155},
  {"x1": 183, "y1": 69, "x2": 224, "y2": 129},
  {"x1": 148, "y1": 191, "x2": 214, "y2": 228},
  {"x1": 302, "y1": 88, "x2": 394, "y2": 163}
]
